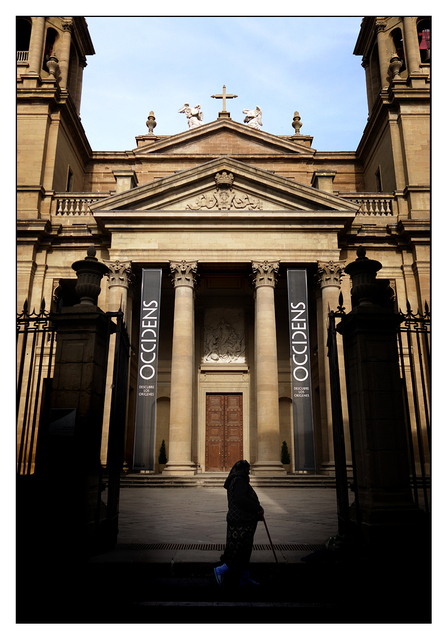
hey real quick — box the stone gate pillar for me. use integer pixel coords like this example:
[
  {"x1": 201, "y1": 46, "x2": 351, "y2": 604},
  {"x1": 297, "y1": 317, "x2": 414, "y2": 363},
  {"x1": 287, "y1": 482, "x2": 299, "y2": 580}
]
[
  {"x1": 37, "y1": 247, "x2": 111, "y2": 556},
  {"x1": 163, "y1": 260, "x2": 199, "y2": 476},
  {"x1": 251, "y1": 260, "x2": 285, "y2": 476},
  {"x1": 337, "y1": 248, "x2": 425, "y2": 551}
]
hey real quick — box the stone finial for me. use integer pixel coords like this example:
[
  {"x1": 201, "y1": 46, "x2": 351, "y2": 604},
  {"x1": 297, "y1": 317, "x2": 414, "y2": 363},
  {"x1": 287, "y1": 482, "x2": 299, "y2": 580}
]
[
  {"x1": 292, "y1": 111, "x2": 303, "y2": 135},
  {"x1": 146, "y1": 111, "x2": 157, "y2": 134},
  {"x1": 389, "y1": 54, "x2": 403, "y2": 79},
  {"x1": 71, "y1": 246, "x2": 109, "y2": 306},
  {"x1": 46, "y1": 55, "x2": 59, "y2": 78},
  {"x1": 344, "y1": 247, "x2": 383, "y2": 306}
]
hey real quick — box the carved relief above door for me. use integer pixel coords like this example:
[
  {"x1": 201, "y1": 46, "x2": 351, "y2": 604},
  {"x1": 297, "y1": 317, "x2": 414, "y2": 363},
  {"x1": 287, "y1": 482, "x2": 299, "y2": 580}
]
[{"x1": 205, "y1": 394, "x2": 243, "y2": 472}]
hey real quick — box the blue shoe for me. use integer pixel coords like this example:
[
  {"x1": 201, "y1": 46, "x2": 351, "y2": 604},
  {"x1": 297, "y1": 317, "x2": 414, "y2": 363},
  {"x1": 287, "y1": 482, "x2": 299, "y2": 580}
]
[{"x1": 214, "y1": 563, "x2": 229, "y2": 586}]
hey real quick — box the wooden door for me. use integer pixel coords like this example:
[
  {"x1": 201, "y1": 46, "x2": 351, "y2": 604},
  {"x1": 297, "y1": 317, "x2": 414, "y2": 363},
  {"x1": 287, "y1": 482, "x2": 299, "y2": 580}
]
[{"x1": 205, "y1": 394, "x2": 243, "y2": 472}]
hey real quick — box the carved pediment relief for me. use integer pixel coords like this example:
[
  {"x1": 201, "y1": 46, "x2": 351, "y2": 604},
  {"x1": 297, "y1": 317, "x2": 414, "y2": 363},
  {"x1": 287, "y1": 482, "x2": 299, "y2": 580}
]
[
  {"x1": 89, "y1": 157, "x2": 360, "y2": 216},
  {"x1": 187, "y1": 171, "x2": 263, "y2": 211}
]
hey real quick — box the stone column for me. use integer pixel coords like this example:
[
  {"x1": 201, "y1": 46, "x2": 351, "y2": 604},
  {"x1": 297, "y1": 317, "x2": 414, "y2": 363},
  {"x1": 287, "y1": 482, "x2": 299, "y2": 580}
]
[
  {"x1": 100, "y1": 260, "x2": 134, "y2": 466},
  {"x1": 251, "y1": 260, "x2": 285, "y2": 476},
  {"x1": 163, "y1": 260, "x2": 199, "y2": 476},
  {"x1": 28, "y1": 17, "x2": 45, "y2": 74},
  {"x1": 403, "y1": 17, "x2": 421, "y2": 75},
  {"x1": 58, "y1": 19, "x2": 73, "y2": 91},
  {"x1": 315, "y1": 260, "x2": 345, "y2": 475},
  {"x1": 376, "y1": 21, "x2": 390, "y2": 89}
]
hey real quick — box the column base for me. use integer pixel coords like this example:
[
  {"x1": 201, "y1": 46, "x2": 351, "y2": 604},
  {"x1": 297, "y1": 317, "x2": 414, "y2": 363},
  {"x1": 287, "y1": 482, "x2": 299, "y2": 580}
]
[
  {"x1": 251, "y1": 460, "x2": 286, "y2": 476},
  {"x1": 162, "y1": 461, "x2": 197, "y2": 476}
]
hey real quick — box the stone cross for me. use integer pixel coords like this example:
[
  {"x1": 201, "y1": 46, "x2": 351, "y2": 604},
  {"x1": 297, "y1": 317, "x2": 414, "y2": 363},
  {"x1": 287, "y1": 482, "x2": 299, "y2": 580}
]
[{"x1": 211, "y1": 85, "x2": 237, "y2": 114}]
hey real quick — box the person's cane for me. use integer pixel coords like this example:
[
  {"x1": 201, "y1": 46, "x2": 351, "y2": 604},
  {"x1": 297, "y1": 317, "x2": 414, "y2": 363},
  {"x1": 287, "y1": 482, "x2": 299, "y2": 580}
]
[{"x1": 263, "y1": 515, "x2": 278, "y2": 563}]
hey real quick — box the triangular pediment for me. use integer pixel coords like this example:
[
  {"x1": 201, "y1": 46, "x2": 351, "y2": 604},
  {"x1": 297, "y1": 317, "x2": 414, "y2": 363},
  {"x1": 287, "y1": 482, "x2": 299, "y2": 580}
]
[
  {"x1": 89, "y1": 157, "x2": 359, "y2": 215},
  {"x1": 134, "y1": 118, "x2": 315, "y2": 157}
]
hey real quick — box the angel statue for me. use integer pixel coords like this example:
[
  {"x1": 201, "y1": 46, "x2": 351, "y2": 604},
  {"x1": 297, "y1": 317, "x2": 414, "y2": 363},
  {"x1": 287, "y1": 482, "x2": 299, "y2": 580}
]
[
  {"x1": 178, "y1": 103, "x2": 204, "y2": 129},
  {"x1": 242, "y1": 106, "x2": 262, "y2": 130}
]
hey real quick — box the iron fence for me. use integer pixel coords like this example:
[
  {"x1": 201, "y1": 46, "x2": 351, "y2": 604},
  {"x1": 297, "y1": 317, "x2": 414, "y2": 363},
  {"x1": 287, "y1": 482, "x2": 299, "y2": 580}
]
[{"x1": 17, "y1": 299, "x2": 56, "y2": 475}]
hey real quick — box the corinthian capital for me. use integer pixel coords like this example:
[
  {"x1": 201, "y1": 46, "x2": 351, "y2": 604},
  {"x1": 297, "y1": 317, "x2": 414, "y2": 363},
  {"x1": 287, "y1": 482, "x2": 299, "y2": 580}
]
[
  {"x1": 315, "y1": 260, "x2": 345, "y2": 288},
  {"x1": 104, "y1": 260, "x2": 134, "y2": 289},
  {"x1": 170, "y1": 260, "x2": 199, "y2": 289},
  {"x1": 251, "y1": 260, "x2": 280, "y2": 289}
]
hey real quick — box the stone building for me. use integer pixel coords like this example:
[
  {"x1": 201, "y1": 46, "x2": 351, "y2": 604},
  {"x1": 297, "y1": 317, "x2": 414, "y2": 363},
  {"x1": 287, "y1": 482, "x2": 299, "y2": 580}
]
[{"x1": 17, "y1": 16, "x2": 430, "y2": 477}]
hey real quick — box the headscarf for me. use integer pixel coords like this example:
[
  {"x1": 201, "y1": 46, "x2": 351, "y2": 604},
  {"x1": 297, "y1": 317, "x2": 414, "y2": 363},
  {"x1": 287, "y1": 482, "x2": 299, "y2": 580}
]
[{"x1": 224, "y1": 459, "x2": 250, "y2": 489}]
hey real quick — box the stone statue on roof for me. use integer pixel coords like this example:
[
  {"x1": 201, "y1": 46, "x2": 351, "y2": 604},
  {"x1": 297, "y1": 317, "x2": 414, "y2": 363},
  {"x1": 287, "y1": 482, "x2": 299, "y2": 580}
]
[
  {"x1": 242, "y1": 106, "x2": 262, "y2": 130},
  {"x1": 178, "y1": 103, "x2": 204, "y2": 129}
]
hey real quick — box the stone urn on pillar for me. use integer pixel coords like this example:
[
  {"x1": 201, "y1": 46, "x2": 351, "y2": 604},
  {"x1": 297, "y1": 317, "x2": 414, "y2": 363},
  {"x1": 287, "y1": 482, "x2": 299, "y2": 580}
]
[
  {"x1": 388, "y1": 53, "x2": 403, "y2": 79},
  {"x1": 344, "y1": 246, "x2": 382, "y2": 307},
  {"x1": 72, "y1": 246, "x2": 110, "y2": 306},
  {"x1": 46, "y1": 55, "x2": 60, "y2": 78}
]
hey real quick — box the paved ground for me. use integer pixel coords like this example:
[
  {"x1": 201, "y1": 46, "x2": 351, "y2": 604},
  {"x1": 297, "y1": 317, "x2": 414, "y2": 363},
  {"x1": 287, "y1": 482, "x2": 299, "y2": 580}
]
[
  {"x1": 16, "y1": 485, "x2": 432, "y2": 624},
  {"x1": 101, "y1": 486, "x2": 339, "y2": 565}
]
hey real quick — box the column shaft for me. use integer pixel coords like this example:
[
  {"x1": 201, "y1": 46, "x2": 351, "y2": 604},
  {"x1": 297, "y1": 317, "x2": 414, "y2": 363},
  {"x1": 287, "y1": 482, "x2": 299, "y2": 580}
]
[
  {"x1": 251, "y1": 261, "x2": 285, "y2": 476},
  {"x1": 164, "y1": 261, "x2": 198, "y2": 475},
  {"x1": 28, "y1": 17, "x2": 45, "y2": 74},
  {"x1": 316, "y1": 261, "x2": 346, "y2": 475},
  {"x1": 58, "y1": 20, "x2": 73, "y2": 91},
  {"x1": 403, "y1": 17, "x2": 421, "y2": 75},
  {"x1": 376, "y1": 22, "x2": 390, "y2": 89}
]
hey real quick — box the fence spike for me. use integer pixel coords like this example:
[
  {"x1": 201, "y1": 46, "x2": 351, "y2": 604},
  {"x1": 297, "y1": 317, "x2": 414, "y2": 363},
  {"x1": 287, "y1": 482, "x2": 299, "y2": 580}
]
[
  {"x1": 40, "y1": 298, "x2": 46, "y2": 312},
  {"x1": 406, "y1": 299, "x2": 411, "y2": 314},
  {"x1": 424, "y1": 300, "x2": 429, "y2": 315},
  {"x1": 23, "y1": 299, "x2": 28, "y2": 314}
]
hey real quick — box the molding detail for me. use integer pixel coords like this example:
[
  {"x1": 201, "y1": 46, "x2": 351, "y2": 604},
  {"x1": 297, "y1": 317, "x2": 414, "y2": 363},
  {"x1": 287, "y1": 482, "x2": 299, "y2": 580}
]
[
  {"x1": 251, "y1": 260, "x2": 280, "y2": 289},
  {"x1": 170, "y1": 260, "x2": 199, "y2": 289},
  {"x1": 315, "y1": 260, "x2": 345, "y2": 288}
]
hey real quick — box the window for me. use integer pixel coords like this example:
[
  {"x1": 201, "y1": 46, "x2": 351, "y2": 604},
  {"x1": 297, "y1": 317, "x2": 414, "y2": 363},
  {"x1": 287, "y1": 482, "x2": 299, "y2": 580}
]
[
  {"x1": 66, "y1": 167, "x2": 74, "y2": 192},
  {"x1": 375, "y1": 167, "x2": 383, "y2": 193},
  {"x1": 418, "y1": 19, "x2": 431, "y2": 63},
  {"x1": 391, "y1": 28, "x2": 406, "y2": 72},
  {"x1": 43, "y1": 28, "x2": 57, "y2": 72},
  {"x1": 16, "y1": 17, "x2": 31, "y2": 62}
]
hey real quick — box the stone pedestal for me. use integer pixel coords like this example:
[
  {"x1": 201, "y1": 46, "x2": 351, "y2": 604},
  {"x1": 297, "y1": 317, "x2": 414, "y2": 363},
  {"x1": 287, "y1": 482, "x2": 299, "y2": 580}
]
[
  {"x1": 163, "y1": 261, "x2": 198, "y2": 476},
  {"x1": 251, "y1": 261, "x2": 285, "y2": 476}
]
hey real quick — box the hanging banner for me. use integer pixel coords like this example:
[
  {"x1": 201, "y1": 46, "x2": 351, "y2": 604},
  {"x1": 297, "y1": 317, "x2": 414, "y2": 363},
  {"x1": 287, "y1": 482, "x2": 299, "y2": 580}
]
[
  {"x1": 287, "y1": 270, "x2": 316, "y2": 472},
  {"x1": 133, "y1": 269, "x2": 162, "y2": 471}
]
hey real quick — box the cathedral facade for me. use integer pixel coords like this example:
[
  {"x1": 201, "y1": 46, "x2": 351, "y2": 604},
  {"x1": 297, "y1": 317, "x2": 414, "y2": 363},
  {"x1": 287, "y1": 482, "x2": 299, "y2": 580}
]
[{"x1": 17, "y1": 17, "x2": 430, "y2": 476}]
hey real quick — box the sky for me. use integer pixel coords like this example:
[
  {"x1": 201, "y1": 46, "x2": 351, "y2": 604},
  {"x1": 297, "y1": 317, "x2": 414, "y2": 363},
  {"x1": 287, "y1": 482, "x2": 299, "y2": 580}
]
[{"x1": 79, "y1": 16, "x2": 369, "y2": 152}]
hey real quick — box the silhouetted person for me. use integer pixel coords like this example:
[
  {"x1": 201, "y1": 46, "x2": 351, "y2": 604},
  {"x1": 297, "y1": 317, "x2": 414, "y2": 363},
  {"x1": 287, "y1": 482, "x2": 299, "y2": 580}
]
[{"x1": 214, "y1": 460, "x2": 264, "y2": 586}]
